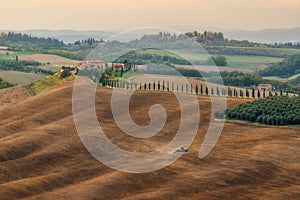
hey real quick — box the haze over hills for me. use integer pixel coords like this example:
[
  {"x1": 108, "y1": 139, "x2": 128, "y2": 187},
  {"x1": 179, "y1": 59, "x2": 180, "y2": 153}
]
[
  {"x1": 224, "y1": 27, "x2": 300, "y2": 44},
  {"x1": 1, "y1": 27, "x2": 300, "y2": 44}
]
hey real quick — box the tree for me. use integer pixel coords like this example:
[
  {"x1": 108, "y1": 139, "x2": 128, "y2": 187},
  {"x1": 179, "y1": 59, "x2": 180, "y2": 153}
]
[
  {"x1": 210, "y1": 55, "x2": 227, "y2": 66},
  {"x1": 240, "y1": 90, "x2": 243, "y2": 98},
  {"x1": 246, "y1": 89, "x2": 249, "y2": 98},
  {"x1": 205, "y1": 86, "x2": 209, "y2": 95},
  {"x1": 200, "y1": 84, "x2": 203, "y2": 94}
]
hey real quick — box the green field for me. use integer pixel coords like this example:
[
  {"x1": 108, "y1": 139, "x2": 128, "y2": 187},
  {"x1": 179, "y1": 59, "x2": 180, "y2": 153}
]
[
  {"x1": 176, "y1": 51, "x2": 281, "y2": 71},
  {"x1": 225, "y1": 55, "x2": 282, "y2": 71},
  {"x1": 225, "y1": 46, "x2": 300, "y2": 55},
  {"x1": 0, "y1": 71, "x2": 45, "y2": 84},
  {"x1": 0, "y1": 51, "x2": 32, "y2": 60},
  {"x1": 133, "y1": 49, "x2": 282, "y2": 72}
]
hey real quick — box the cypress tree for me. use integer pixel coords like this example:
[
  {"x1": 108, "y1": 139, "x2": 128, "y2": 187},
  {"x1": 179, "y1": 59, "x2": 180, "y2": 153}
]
[
  {"x1": 158, "y1": 81, "x2": 160, "y2": 91},
  {"x1": 167, "y1": 81, "x2": 169, "y2": 91},
  {"x1": 200, "y1": 84, "x2": 203, "y2": 95}
]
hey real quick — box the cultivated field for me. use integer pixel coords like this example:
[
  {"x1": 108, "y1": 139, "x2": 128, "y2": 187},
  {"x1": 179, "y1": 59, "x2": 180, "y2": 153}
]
[
  {"x1": 19, "y1": 54, "x2": 81, "y2": 66},
  {"x1": 0, "y1": 71, "x2": 45, "y2": 84},
  {"x1": 0, "y1": 80, "x2": 299, "y2": 199}
]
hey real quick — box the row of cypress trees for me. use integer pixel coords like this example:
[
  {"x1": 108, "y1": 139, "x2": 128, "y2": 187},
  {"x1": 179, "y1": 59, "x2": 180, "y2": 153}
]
[{"x1": 102, "y1": 79, "x2": 293, "y2": 99}]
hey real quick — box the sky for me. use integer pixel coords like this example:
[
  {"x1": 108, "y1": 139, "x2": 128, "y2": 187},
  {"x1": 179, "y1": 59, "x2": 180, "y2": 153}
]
[{"x1": 0, "y1": 0, "x2": 300, "y2": 31}]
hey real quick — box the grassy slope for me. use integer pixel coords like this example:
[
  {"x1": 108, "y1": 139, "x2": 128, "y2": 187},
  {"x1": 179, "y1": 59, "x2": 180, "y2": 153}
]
[{"x1": 30, "y1": 72, "x2": 74, "y2": 94}]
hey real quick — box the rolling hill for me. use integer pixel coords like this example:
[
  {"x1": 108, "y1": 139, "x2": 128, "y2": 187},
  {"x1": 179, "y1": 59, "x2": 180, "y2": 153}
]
[{"x1": 0, "y1": 78, "x2": 299, "y2": 199}]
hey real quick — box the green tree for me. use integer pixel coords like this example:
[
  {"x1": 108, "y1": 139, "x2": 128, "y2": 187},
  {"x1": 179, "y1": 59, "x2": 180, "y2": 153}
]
[{"x1": 210, "y1": 55, "x2": 227, "y2": 66}]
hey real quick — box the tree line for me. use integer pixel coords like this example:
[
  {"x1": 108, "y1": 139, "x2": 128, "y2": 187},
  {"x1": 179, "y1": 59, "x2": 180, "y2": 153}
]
[
  {"x1": 0, "y1": 60, "x2": 54, "y2": 75},
  {"x1": 100, "y1": 77, "x2": 295, "y2": 99},
  {"x1": 0, "y1": 32, "x2": 65, "y2": 47},
  {"x1": 258, "y1": 54, "x2": 300, "y2": 77},
  {"x1": 185, "y1": 30, "x2": 300, "y2": 49}
]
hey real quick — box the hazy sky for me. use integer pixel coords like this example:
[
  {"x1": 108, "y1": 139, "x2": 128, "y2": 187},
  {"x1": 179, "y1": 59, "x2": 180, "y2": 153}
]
[{"x1": 1, "y1": 0, "x2": 299, "y2": 31}]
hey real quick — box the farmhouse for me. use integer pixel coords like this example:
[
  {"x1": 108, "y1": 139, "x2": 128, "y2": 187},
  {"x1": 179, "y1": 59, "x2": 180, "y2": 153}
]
[
  {"x1": 78, "y1": 59, "x2": 106, "y2": 69},
  {"x1": 257, "y1": 84, "x2": 272, "y2": 90},
  {"x1": 112, "y1": 63, "x2": 124, "y2": 71}
]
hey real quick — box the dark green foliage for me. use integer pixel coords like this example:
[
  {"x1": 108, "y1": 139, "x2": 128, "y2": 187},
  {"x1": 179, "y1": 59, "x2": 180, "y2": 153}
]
[
  {"x1": 0, "y1": 32, "x2": 65, "y2": 47},
  {"x1": 287, "y1": 76, "x2": 300, "y2": 85},
  {"x1": 158, "y1": 81, "x2": 160, "y2": 90},
  {"x1": 258, "y1": 54, "x2": 300, "y2": 77},
  {"x1": 214, "y1": 109, "x2": 227, "y2": 119},
  {"x1": 0, "y1": 78, "x2": 14, "y2": 89},
  {"x1": 205, "y1": 86, "x2": 209, "y2": 95},
  {"x1": 226, "y1": 96, "x2": 300, "y2": 125},
  {"x1": 200, "y1": 84, "x2": 203, "y2": 94},
  {"x1": 246, "y1": 89, "x2": 249, "y2": 98},
  {"x1": 114, "y1": 51, "x2": 190, "y2": 65},
  {"x1": 209, "y1": 55, "x2": 227, "y2": 66},
  {"x1": 240, "y1": 90, "x2": 243, "y2": 98},
  {"x1": 0, "y1": 60, "x2": 53, "y2": 75}
]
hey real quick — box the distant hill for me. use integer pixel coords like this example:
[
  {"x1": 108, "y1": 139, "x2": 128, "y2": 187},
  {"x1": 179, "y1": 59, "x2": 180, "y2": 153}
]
[
  {"x1": 224, "y1": 27, "x2": 300, "y2": 44},
  {"x1": 2, "y1": 27, "x2": 300, "y2": 44},
  {"x1": 0, "y1": 29, "x2": 116, "y2": 44}
]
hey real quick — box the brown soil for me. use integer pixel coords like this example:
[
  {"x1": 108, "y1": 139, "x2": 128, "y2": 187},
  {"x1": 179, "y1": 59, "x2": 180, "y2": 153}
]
[{"x1": 0, "y1": 81, "x2": 299, "y2": 200}]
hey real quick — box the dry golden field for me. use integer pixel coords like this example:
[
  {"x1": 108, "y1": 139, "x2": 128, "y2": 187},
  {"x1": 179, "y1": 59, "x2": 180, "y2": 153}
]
[{"x1": 0, "y1": 80, "x2": 299, "y2": 199}]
